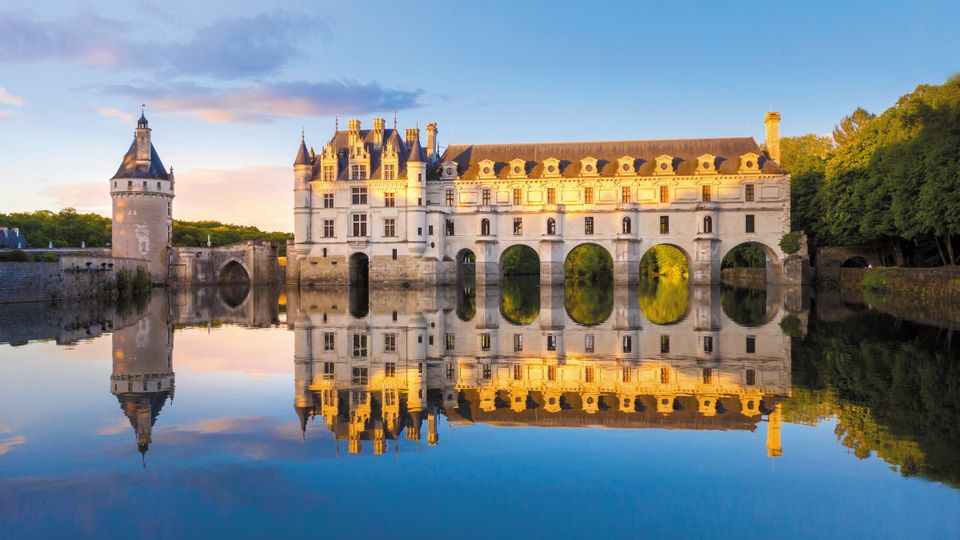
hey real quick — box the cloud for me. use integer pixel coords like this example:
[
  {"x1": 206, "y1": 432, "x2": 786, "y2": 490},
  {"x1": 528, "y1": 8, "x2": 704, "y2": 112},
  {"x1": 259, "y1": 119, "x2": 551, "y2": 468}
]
[
  {"x1": 0, "y1": 9, "x2": 321, "y2": 79},
  {"x1": 0, "y1": 86, "x2": 24, "y2": 106},
  {"x1": 42, "y1": 181, "x2": 111, "y2": 212},
  {"x1": 94, "y1": 107, "x2": 135, "y2": 124},
  {"x1": 0, "y1": 110, "x2": 10, "y2": 121},
  {"x1": 0, "y1": 435, "x2": 26, "y2": 457},
  {"x1": 103, "y1": 80, "x2": 423, "y2": 124}
]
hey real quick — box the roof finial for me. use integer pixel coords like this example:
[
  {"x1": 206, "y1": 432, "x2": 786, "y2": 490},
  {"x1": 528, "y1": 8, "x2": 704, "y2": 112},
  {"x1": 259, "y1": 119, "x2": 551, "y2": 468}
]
[
  {"x1": 393, "y1": 110, "x2": 398, "y2": 130},
  {"x1": 301, "y1": 125, "x2": 305, "y2": 141},
  {"x1": 335, "y1": 114, "x2": 339, "y2": 132}
]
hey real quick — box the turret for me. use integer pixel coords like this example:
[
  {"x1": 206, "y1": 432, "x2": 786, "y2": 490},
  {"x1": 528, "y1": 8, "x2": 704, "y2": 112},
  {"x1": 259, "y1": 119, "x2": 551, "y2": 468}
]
[
  {"x1": 405, "y1": 128, "x2": 427, "y2": 254},
  {"x1": 290, "y1": 132, "x2": 313, "y2": 284}
]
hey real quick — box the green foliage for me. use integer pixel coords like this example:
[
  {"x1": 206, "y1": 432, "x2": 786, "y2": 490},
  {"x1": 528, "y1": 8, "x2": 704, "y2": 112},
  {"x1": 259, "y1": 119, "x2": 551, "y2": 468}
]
[
  {"x1": 779, "y1": 232, "x2": 803, "y2": 254},
  {"x1": 564, "y1": 281, "x2": 613, "y2": 326},
  {"x1": 501, "y1": 245, "x2": 539, "y2": 276},
  {"x1": 500, "y1": 276, "x2": 540, "y2": 324},
  {"x1": 639, "y1": 276, "x2": 689, "y2": 324},
  {"x1": 779, "y1": 314, "x2": 803, "y2": 338},
  {"x1": 172, "y1": 219, "x2": 292, "y2": 256},
  {"x1": 564, "y1": 244, "x2": 613, "y2": 282},
  {"x1": 721, "y1": 244, "x2": 766, "y2": 268},
  {"x1": 0, "y1": 249, "x2": 31, "y2": 262},
  {"x1": 862, "y1": 268, "x2": 888, "y2": 292},
  {"x1": 832, "y1": 107, "x2": 877, "y2": 146},
  {"x1": 640, "y1": 245, "x2": 688, "y2": 279}
]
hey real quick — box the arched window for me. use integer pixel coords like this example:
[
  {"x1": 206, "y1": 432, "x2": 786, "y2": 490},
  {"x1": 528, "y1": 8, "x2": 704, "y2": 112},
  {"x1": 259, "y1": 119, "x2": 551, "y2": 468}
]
[
  {"x1": 547, "y1": 218, "x2": 556, "y2": 235},
  {"x1": 622, "y1": 217, "x2": 632, "y2": 234},
  {"x1": 480, "y1": 218, "x2": 490, "y2": 236},
  {"x1": 703, "y1": 216, "x2": 713, "y2": 234}
]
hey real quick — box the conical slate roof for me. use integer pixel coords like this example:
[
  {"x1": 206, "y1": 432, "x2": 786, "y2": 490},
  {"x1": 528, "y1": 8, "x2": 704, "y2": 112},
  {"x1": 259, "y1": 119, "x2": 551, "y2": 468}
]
[
  {"x1": 111, "y1": 140, "x2": 170, "y2": 180},
  {"x1": 294, "y1": 138, "x2": 310, "y2": 166}
]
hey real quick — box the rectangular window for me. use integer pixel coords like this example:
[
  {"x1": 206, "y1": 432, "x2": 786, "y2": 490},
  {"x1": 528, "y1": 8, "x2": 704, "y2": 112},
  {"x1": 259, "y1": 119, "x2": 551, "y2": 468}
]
[
  {"x1": 746, "y1": 369, "x2": 756, "y2": 386},
  {"x1": 585, "y1": 367, "x2": 594, "y2": 383},
  {"x1": 322, "y1": 165, "x2": 336, "y2": 181},
  {"x1": 483, "y1": 365, "x2": 492, "y2": 379},
  {"x1": 746, "y1": 336, "x2": 756, "y2": 354},
  {"x1": 621, "y1": 186, "x2": 631, "y2": 203},
  {"x1": 323, "y1": 193, "x2": 334, "y2": 208},
  {"x1": 513, "y1": 334, "x2": 523, "y2": 352},
  {"x1": 428, "y1": 225, "x2": 434, "y2": 236},
  {"x1": 446, "y1": 334, "x2": 455, "y2": 351},
  {"x1": 418, "y1": 362, "x2": 423, "y2": 374},
  {"x1": 660, "y1": 335, "x2": 670, "y2": 354},
  {"x1": 659, "y1": 216, "x2": 669, "y2": 234},
  {"x1": 446, "y1": 363, "x2": 455, "y2": 381},
  {"x1": 352, "y1": 334, "x2": 368, "y2": 357},
  {"x1": 351, "y1": 164, "x2": 367, "y2": 180},
  {"x1": 513, "y1": 188, "x2": 522, "y2": 205},
  {"x1": 445, "y1": 189, "x2": 454, "y2": 206},
  {"x1": 480, "y1": 333, "x2": 491, "y2": 351},
  {"x1": 703, "y1": 336, "x2": 714, "y2": 354},
  {"x1": 392, "y1": 248, "x2": 397, "y2": 260},
  {"x1": 385, "y1": 362, "x2": 396, "y2": 378},
  {"x1": 547, "y1": 188, "x2": 556, "y2": 204},
  {"x1": 384, "y1": 218, "x2": 396, "y2": 237},
  {"x1": 383, "y1": 164, "x2": 396, "y2": 180},
  {"x1": 322, "y1": 248, "x2": 328, "y2": 258},
  {"x1": 351, "y1": 214, "x2": 368, "y2": 236},
  {"x1": 583, "y1": 187, "x2": 594, "y2": 204},
  {"x1": 659, "y1": 185, "x2": 669, "y2": 203},
  {"x1": 323, "y1": 361, "x2": 335, "y2": 379},
  {"x1": 622, "y1": 335, "x2": 632, "y2": 353},
  {"x1": 546, "y1": 335, "x2": 557, "y2": 351},
  {"x1": 745, "y1": 184, "x2": 755, "y2": 202},
  {"x1": 446, "y1": 219, "x2": 455, "y2": 236},
  {"x1": 702, "y1": 368, "x2": 712, "y2": 384},
  {"x1": 622, "y1": 367, "x2": 632, "y2": 383},
  {"x1": 585, "y1": 217, "x2": 594, "y2": 235},
  {"x1": 323, "y1": 220, "x2": 335, "y2": 238},
  {"x1": 323, "y1": 332, "x2": 335, "y2": 351},
  {"x1": 513, "y1": 218, "x2": 523, "y2": 235},
  {"x1": 585, "y1": 334, "x2": 595, "y2": 353},
  {"x1": 428, "y1": 335, "x2": 434, "y2": 346},
  {"x1": 548, "y1": 365, "x2": 556, "y2": 381},
  {"x1": 702, "y1": 184, "x2": 712, "y2": 202},
  {"x1": 351, "y1": 367, "x2": 368, "y2": 385},
  {"x1": 384, "y1": 192, "x2": 395, "y2": 207},
  {"x1": 513, "y1": 364, "x2": 523, "y2": 381},
  {"x1": 351, "y1": 187, "x2": 368, "y2": 205},
  {"x1": 384, "y1": 333, "x2": 396, "y2": 352},
  {"x1": 660, "y1": 367, "x2": 670, "y2": 384},
  {"x1": 482, "y1": 189, "x2": 491, "y2": 205},
  {"x1": 746, "y1": 214, "x2": 755, "y2": 233}
]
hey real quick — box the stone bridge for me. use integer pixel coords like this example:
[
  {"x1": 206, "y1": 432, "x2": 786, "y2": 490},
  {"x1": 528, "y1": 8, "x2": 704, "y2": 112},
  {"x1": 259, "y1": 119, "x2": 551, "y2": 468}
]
[
  {"x1": 816, "y1": 246, "x2": 882, "y2": 285},
  {"x1": 168, "y1": 240, "x2": 280, "y2": 286}
]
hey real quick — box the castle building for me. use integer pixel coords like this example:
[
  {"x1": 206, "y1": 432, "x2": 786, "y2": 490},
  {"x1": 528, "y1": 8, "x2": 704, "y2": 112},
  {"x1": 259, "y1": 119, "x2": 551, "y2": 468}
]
[
  {"x1": 110, "y1": 112, "x2": 175, "y2": 283},
  {"x1": 288, "y1": 113, "x2": 795, "y2": 286}
]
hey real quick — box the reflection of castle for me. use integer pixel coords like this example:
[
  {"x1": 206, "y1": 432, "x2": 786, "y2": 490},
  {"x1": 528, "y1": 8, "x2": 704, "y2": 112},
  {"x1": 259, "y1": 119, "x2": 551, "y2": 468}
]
[{"x1": 289, "y1": 284, "x2": 792, "y2": 457}]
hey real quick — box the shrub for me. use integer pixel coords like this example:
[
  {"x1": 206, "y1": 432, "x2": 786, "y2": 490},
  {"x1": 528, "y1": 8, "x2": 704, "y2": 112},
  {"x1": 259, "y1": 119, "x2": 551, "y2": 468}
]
[
  {"x1": 862, "y1": 268, "x2": 888, "y2": 293},
  {"x1": 1, "y1": 249, "x2": 31, "y2": 262},
  {"x1": 779, "y1": 232, "x2": 803, "y2": 254},
  {"x1": 779, "y1": 315, "x2": 803, "y2": 338}
]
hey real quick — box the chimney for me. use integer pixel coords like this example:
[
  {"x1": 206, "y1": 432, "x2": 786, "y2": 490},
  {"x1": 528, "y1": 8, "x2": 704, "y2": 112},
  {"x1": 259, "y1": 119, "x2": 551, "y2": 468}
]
[
  {"x1": 426, "y1": 122, "x2": 438, "y2": 160},
  {"x1": 372, "y1": 117, "x2": 385, "y2": 146},
  {"x1": 348, "y1": 118, "x2": 361, "y2": 146},
  {"x1": 764, "y1": 112, "x2": 781, "y2": 163},
  {"x1": 405, "y1": 127, "x2": 420, "y2": 150}
]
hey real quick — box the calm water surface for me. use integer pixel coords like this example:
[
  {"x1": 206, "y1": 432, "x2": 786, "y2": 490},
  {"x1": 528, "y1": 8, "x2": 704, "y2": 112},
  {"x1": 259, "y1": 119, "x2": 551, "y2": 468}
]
[{"x1": 1, "y1": 282, "x2": 958, "y2": 539}]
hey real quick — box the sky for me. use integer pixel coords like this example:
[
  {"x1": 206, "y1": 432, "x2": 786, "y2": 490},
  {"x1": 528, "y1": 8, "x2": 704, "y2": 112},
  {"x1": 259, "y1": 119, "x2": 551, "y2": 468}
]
[{"x1": 0, "y1": 0, "x2": 958, "y2": 233}]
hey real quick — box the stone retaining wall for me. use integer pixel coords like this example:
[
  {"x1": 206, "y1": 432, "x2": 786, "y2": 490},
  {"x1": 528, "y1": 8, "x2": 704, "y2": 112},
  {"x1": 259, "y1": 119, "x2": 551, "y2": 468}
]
[{"x1": 0, "y1": 256, "x2": 146, "y2": 304}]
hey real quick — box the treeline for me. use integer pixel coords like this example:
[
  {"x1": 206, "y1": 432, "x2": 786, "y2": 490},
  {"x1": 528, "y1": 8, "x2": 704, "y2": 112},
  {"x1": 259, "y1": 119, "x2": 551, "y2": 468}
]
[
  {"x1": 784, "y1": 75, "x2": 960, "y2": 266},
  {"x1": 0, "y1": 209, "x2": 292, "y2": 255}
]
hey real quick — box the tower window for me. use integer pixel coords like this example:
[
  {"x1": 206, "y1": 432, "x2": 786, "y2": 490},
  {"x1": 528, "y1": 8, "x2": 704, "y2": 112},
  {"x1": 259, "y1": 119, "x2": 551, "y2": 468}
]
[
  {"x1": 584, "y1": 366, "x2": 594, "y2": 383},
  {"x1": 703, "y1": 336, "x2": 714, "y2": 353},
  {"x1": 746, "y1": 369, "x2": 756, "y2": 386},
  {"x1": 660, "y1": 335, "x2": 670, "y2": 354},
  {"x1": 481, "y1": 219, "x2": 491, "y2": 235},
  {"x1": 703, "y1": 215, "x2": 713, "y2": 233},
  {"x1": 622, "y1": 217, "x2": 631, "y2": 234},
  {"x1": 585, "y1": 334, "x2": 595, "y2": 353},
  {"x1": 622, "y1": 335, "x2": 632, "y2": 353},
  {"x1": 547, "y1": 188, "x2": 556, "y2": 204},
  {"x1": 513, "y1": 333, "x2": 523, "y2": 352},
  {"x1": 702, "y1": 368, "x2": 712, "y2": 384},
  {"x1": 446, "y1": 219, "x2": 455, "y2": 236},
  {"x1": 480, "y1": 333, "x2": 491, "y2": 351},
  {"x1": 547, "y1": 218, "x2": 556, "y2": 235},
  {"x1": 446, "y1": 334, "x2": 455, "y2": 351}
]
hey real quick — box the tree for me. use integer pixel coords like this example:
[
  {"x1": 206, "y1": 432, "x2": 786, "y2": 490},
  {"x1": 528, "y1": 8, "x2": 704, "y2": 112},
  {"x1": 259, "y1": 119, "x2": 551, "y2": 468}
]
[{"x1": 832, "y1": 107, "x2": 876, "y2": 146}]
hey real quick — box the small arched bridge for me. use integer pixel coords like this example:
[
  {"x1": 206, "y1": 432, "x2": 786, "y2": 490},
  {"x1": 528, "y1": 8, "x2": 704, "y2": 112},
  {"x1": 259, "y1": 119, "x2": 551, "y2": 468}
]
[{"x1": 168, "y1": 240, "x2": 280, "y2": 285}]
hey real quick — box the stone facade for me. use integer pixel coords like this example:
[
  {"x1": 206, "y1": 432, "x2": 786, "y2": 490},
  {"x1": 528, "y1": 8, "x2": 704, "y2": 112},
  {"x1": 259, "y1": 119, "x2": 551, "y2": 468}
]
[
  {"x1": 289, "y1": 113, "x2": 801, "y2": 287},
  {"x1": 168, "y1": 241, "x2": 280, "y2": 285}
]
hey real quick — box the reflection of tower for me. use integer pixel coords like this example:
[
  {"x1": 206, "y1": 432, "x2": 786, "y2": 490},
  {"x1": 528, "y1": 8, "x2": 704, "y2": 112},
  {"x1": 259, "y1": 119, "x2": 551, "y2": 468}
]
[
  {"x1": 110, "y1": 112, "x2": 174, "y2": 283},
  {"x1": 110, "y1": 294, "x2": 174, "y2": 459},
  {"x1": 766, "y1": 403, "x2": 783, "y2": 458}
]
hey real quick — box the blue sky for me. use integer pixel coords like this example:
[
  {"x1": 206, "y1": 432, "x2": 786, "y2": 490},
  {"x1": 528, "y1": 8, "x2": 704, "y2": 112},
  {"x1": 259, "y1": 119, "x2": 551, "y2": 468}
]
[{"x1": 1, "y1": 0, "x2": 958, "y2": 231}]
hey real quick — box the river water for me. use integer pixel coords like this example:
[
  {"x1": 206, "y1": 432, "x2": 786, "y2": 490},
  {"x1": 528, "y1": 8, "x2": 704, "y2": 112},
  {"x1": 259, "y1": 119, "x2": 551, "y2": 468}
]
[{"x1": 0, "y1": 281, "x2": 957, "y2": 539}]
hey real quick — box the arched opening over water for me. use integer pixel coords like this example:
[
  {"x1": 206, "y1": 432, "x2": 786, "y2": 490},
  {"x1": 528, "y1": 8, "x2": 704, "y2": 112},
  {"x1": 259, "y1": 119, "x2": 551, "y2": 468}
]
[
  {"x1": 456, "y1": 249, "x2": 477, "y2": 321},
  {"x1": 500, "y1": 245, "x2": 539, "y2": 277},
  {"x1": 564, "y1": 243, "x2": 613, "y2": 283},
  {"x1": 841, "y1": 256, "x2": 869, "y2": 268},
  {"x1": 639, "y1": 244, "x2": 690, "y2": 325},
  {"x1": 218, "y1": 259, "x2": 250, "y2": 284},
  {"x1": 721, "y1": 241, "x2": 779, "y2": 284},
  {"x1": 499, "y1": 245, "x2": 540, "y2": 325}
]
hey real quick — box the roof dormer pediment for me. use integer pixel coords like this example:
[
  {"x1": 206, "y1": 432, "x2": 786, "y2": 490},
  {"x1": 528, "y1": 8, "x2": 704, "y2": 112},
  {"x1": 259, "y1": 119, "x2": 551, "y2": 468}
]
[
  {"x1": 738, "y1": 152, "x2": 761, "y2": 174},
  {"x1": 478, "y1": 159, "x2": 497, "y2": 179},
  {"x1": 696, "y1": 153, "x2": 718, "y2": 175},
  {"x1": 654, "y1": 154, "x2": 675, "y2": 175},
  {"x1": 542, "y1": 157, "x2": 561, "y2": 178},
  {"x1": 441, "y1": 161, "x2": 459, "y2": 179},
  {"x1": 580, "y1": 156, "x2": 599, "y2": 177},
  {"x1": 508, "y1": 158, "x2": 527, "y2": 178},
  {"x1": 617, "y1": 155, "x2": 635, "y2": 176}
]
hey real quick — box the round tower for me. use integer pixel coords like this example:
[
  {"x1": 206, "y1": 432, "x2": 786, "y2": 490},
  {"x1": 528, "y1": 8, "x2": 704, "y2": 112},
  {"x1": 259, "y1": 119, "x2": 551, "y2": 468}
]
[{"x1": 110, "y1": 111, "x2": 174, "y2": 284}]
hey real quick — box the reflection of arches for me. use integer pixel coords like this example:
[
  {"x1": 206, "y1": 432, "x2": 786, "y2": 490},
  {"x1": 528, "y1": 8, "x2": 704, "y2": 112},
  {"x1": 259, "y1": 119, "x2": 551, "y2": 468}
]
[
  {"x1": 218, "y1": 259, "x2": 250, "y2": 284},
  {"x1": 720, "y1": 285, "x2": 772, "y2": 326},
  {"x1": 218, "y1": 283, "x2": 249, "y2": 308},
  {"x1": 639, "y1": 278, "x2": 690, "y2": 325},
  {"x1": 499, "y1": 245, "x2": 540, "y2": 276},
  {"x1": 456, "y1": 249, "x2": 476, "y2": 283},
  {"x1": 456, "y1": 249, "x2": 477, "y2": 322},
  {"x1": 480, "y1": 219, "x2": 491, "y2": 236},
  {"x1": 841, "y1": 256, "x2": 868, "y2": 268},
  {"x1": 349, "y1": 252, "x2": 369, "y2": 286},
  {"x1": 564, "y1": 243, "x2": 613, "y2": 281},
  {"x1": 500, "y1": 275, "x2": 540, "y2": 325},
  {"x1": 564, "y1": 282, "x2": 613, "y2": 326}
]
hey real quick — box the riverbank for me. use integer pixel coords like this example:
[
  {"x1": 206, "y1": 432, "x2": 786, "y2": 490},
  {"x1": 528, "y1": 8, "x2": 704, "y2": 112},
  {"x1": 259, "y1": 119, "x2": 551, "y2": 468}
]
[{"x1": 860, "y1": 267, "x2": 960, "y2": 330}]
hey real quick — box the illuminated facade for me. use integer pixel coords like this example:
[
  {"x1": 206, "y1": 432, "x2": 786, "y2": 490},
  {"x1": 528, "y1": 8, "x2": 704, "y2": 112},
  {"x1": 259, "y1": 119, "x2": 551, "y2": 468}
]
[
  {"x1": 288, "y1": 285, "x2": 791, "y2": 457},
  {"x1": 289, "y1": 113, "x2": 797, "y2": 287}
]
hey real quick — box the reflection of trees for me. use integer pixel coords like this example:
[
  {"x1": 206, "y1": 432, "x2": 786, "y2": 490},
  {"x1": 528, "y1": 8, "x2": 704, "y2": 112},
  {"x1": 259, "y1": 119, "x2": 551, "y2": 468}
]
[
  {"x1": 789, "y1": 313, "x2": 960, "y2": 487},
  {"x1": 720, "y1": 285, "x2": 767, "y2": 325},
  {"x1": 564, "y1": 282, "x2": 613, "y2": 326},
  {"x1": 500, "y1": 276, "x2": 540, "y2": 324},
  {"x1": 457, "y1": 285, "x2": 476, "y2": 321},
  {"x1": 639, "y1": 277, "x2": 689, "y2": 324}
]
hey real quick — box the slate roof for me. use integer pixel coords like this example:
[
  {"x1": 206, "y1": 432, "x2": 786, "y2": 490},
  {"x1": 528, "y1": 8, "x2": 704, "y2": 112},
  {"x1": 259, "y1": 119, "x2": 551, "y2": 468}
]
[
  {"x1": 308, "y1": 128, "x2": 426, "y2": 181},
  {"x1": 435, "y1": 137, "x2": 784, "y2": 180},
  {"x1": 112, "y1": 140, "x2": 170, "y2": 180}
]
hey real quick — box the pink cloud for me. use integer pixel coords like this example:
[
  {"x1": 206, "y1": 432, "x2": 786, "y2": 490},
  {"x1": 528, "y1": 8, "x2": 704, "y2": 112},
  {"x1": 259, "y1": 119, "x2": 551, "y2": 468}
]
[
  {"x1": 94, "y1": 107, "x2": 134, "y2": 124},
  {"x1": 0, "y1": 86, "x2": 24, "y2": 106}
]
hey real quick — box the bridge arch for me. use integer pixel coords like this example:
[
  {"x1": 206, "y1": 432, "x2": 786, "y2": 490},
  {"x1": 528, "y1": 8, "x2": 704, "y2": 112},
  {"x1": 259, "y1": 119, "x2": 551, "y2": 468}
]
[
  {"x1": 499, "y1": 244, "x2": 540, "y2": 277},
  {"x1": 217, "y1": 258, "x2": 250, "y2": 284},
  {"x1": 563, "y1": 243, "x2": 613, "y2": 282},
  {"x1": 349, "y1": 252, "x2": 369, "y2": 286}
]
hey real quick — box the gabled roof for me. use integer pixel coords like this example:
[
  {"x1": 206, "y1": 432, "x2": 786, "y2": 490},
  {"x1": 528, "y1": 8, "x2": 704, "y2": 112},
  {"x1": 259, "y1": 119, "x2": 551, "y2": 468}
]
[
  {"x1": 111, "y1": 140, "x2": 170, "y2": 180},
  {"x1": 434, "y1": 137, "x2": 784, "y2": 180}
]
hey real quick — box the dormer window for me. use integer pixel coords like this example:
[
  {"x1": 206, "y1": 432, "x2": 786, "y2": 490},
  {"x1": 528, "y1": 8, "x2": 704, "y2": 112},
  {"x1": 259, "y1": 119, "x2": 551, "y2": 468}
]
[
  {"x1": 739, "y1": 152, "x2": 761, "y2": 174},
  {"x1": 508, "y1": 158, "x2": 527, "y2": 179},
  {"x1": 697, "y1": 154, "x2": 717, "y2": 175},
  {"x1": 478, "y1": 159, "x2": 496, "y2": 179},
  {"x1": 580, "y1": 157, "x2": 599, "y2": 177},
  {"x1": 617, "y1": 156, "x2": 635, "y2": 176},
  {"x1": 441, "y1": 161, "x2": 459, "y2": 180},
  {"x1": 542, "y1": 157, "x2": 561, "y2": 178},
  {"x1": 654, "y1": 155, "x2": 675, "y2": 175}
]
